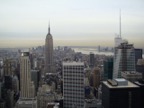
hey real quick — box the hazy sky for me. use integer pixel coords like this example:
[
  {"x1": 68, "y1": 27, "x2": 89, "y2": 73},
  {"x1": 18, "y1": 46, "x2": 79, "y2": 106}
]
[{"x1": 0, "y1": 0, "x2": 144, "y2": 48}]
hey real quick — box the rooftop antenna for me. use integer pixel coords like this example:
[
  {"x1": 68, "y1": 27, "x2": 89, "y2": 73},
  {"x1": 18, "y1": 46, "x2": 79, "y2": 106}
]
[
  {"x1": 48, "y1": 20, "x2": 50, "y2": 34},
  {"x1": 119, "y1": 9, "x2": 121, "y2": 38}
]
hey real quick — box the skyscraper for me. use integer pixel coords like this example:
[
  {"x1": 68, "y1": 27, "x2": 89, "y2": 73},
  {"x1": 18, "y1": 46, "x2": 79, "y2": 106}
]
[
  {"x1": 20, "y1": 52, "x2": 35, "y2": 99},
  {"x1": 16, "y1": 52, "x2": 36, "y2": 108},
  {"x1": 92, "y1": 67, "x2": 100, "y2": 89},
  {"x1": 45, "y1": 23, "x2": 54, "y2": 74},
  {"x1": 63, "y1": 62, "x2": 85, "y2": 108},
  {"x1": 113, "y1": 41, "x2": 136, "y2": 78},
  {"x1": 89, "y1": 52, "x2": 95, "y2": 68},
  {"x1": 3, "y1": 59, "x2": 13, "y2": 76}
]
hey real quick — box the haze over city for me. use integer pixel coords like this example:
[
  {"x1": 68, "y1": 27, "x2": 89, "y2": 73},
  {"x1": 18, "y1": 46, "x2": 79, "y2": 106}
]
[{"x1": 0, "y1": 0, "x2": 144, "y2": 48}]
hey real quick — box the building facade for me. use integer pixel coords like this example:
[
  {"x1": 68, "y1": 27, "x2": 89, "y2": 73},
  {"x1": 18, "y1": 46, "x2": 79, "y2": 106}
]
[
  {"x1": 102, "y1": 79, "x2": 140, "y2": 108},
  {"x1": 20, "y1": 52, "x2": 35, "y2": 99},
  {"x1": 103, "y1": 57, "x2": 113, "y2": 80},
  {"x1": 134, "y1": 81, "x2": 144, "y2": 108},
  {"x1": 113, "y1": 41, "x2": 136, "y2": 78},
  {"x1": 3, "y1": 59, "x2": 13, "y2": 76},
  {"x1": 37, "y1": 84, "x2": 56, "y2": 108},
  {"x1": 121, "y1": 71, "x2": 142, "y2": 82},
  {"x1": 89, "y1": 53, "x2": 95, "y2": 68},
  {"x1": 114, "y1": 36, "x2": 123, "y2": 47},
  {"x1": 92, "y1": 67, "x2": 100, "y2": 89},
  {"x1": 63, "y1": 62, "x2": 85, "y2": 108},
  {"x1": 135, "y1": 49, "x2": 142, "y2": 64}
]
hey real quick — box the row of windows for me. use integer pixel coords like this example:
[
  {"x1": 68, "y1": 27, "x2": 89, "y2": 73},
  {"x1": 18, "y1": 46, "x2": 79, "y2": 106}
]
[
  {"x1": 64, "y1": 87, "x2": 84, "y2": 91},
  {"x1": 63, "y1": 71, "x2": 84, "y2": 73},
  {"x1": 64, "y1": 99, "x2": 84, "y2": 103},
  {"x1": 64, "y1": 96, "x2": 84, "y2": 100},
  {"x1": 64, "y1": 103, "x2": 84, "y2": 108},
  {"x1": 64, "y1": 91, "x2": 84, "y2": 94},
  {"x1": 63, "y1": 71, "x2": 84, "y2": 74},
  {"x1": 64, "y1": 78, "x2": 83, "y2": 80},
  {"x1": 64, "y1": 74, "x2": 84, "y2": 76},
  {"x1": 64, "y1": 93, "x2": 84, "y2": 96},
  {"x1": 64, "y1": 82, "x2": 84, "y2": 84},
  {"x1": 63, "y1": 68, "x2": 84, "y2": 71},
  {"x1": 63, "y1": 66, "x2": 84, "y2": 69},
  {"x1": 64, "y1": 88, "x2": 84, "y2": 91},
  {"x1": 64, "y1": 83, "x2": 84, "y2": 86}
]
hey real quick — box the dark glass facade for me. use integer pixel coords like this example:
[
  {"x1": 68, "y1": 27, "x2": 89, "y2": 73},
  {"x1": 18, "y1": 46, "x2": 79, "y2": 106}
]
[
  {"x1": 102, "y1": 82, "x2": 140, "y2": 108},
  {"x1": 104, "y1": 58, "x2": 113, "y2": 80}
]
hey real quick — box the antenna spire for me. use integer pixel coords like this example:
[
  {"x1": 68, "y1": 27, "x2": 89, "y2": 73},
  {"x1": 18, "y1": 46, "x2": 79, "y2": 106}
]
[
  {"x1": 119, "y1": 9, "x2": 121, "y2": 38},
  {"x1": 48, "y1": 20, "x2": 50, "y2": 34}
]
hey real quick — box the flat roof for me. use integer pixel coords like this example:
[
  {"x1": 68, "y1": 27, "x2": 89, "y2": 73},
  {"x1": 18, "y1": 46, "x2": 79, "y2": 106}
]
[
  {"x1": 121, "y1": 71, "x2": 142, "y2": 75},
  {"x1": 103, "y1": 81, "x2": 139, "y2": 89},
  {"x1": 115, "y1": 78, "x2": 126, "y2": 82},
  {"x1": 134, "y1": 81, "x2": 144, "y2": 86},
  {"x1": 17, "y1": 99, "x2": 37, "y2": 104},
  {"x1": 63, "y1": 62, "x2": 84, "y2": 66}
]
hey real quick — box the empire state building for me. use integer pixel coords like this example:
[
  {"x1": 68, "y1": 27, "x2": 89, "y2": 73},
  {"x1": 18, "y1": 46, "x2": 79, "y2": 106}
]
[{"x1": 45, "y1": 24, "x2": 53, "y2": 74}]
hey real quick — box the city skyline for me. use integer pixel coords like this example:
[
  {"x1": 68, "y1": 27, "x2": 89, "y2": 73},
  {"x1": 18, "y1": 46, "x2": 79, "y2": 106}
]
[{"x1": 0, "y1": 0, "x2": 144, "y2": 48}]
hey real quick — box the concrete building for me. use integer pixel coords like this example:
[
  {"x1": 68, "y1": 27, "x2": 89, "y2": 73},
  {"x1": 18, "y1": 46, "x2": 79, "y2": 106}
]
[
  {"x1": 113, "y1": 41, "x2": 136, "y2": 78},
  {"x1": 33, "y1": 58, "x2": 38, "y2": 69},
  {"x1": 121, "y1": 71, "x2": 142, "y2": 82},
  {"x1": 47, "y1": 102, "x2": 59, "y2": 108},
  {"x1": 37, "y1": 84, "x2": 56, "y2": 108},
  {"x1": 16, "y1": 99, "x2": 37, "y2": 108},
  {"x1": 92, "y1": 67, "x2": 100, "y2": 89},
  {"x1": 63, "y1": 62, "x2": 85, "y2": 108},
  {"x1": 20, "y1": 52, "x2": 35, "y2": 99},
  {"x1": 137, "y1": 59, "x2": 144, "y2": 65},
  {"x1": 102, "y1": 79, "x2": 140, "y2": 108},
  {"x1": 3, "y1": 59, "x2": 13, "y2": 76},
  {"x1": 136, "y1": 59, "x2": 144, "y2": 79},
  {"x1": 84, "y1": 99, "x2": 101, "y2": 108},
  {"x1": 45, "y1": 23, "x2": 54, "y2": 74}
]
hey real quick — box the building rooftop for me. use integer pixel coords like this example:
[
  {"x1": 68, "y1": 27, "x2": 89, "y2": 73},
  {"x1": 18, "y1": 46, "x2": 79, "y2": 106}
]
[
  {"x1": 17, "y1": 99, "x2": 37, "y2": 104},
  {"x1": 134, "y1": 80, "x2": 144, "y2": 86},
  {"x1": 21, "y1": 52, "x2": 29, "y2": 56},
  {"x1": 121, "y1": 71, "x2": 142, "y2": 75},
  {"x1": 63, "y1": 61, "x2": 84, "y2": 66},
  {"x1": 115, "y1": 78, "x2": 126, "y2": 82},
  {"x1": 103, "y1": 79, "x2": 139, "y2": 89}
]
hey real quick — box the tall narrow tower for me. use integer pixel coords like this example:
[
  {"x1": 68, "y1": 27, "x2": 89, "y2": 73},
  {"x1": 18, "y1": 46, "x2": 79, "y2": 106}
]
[
  {"x1": 20, "y1": 52, "x2": 35, "y2": 99},
  {"x1": 119, "y1": 9, "x2": 121, "y2": 38},
  {"x1": 114, "y1": 9, "x2": 123, "y2": 47},
  {"x1": 45, "y1": 23, "x2": 53, "y2": 74}
]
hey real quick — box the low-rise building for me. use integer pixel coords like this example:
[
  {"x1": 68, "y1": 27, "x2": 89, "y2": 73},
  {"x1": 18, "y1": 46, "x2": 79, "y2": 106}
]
[{"x1": 121, "y1": 71, "x2": 142, "y2": 82}]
